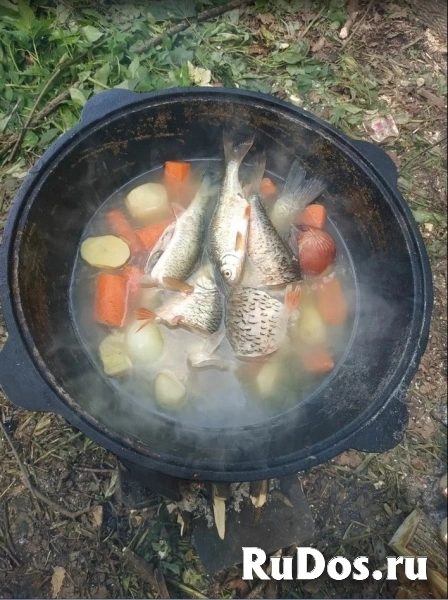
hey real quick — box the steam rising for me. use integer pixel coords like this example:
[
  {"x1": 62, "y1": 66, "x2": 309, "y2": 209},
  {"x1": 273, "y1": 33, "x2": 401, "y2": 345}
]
[{"x1": 64, "y1": 143, "x2": 404, "y2": 456}]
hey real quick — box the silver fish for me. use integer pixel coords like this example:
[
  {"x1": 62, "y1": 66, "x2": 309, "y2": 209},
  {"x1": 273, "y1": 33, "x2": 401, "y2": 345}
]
[
  {"x1": 225, "y1": 284, "x2": 301, "y2": 360},
  {"x1": 208, "y1": 130, "x2": 254, "y2": 286},
  {"x1": 270, "y1": 158, "x2": 325, "y2": 237},
  {"x1": 143, "y1": 168, "x2": 219, "y2": 288},
  {"x1": 137, "y1": 273, "x2": 223, "y2": 336},
  {"x1": 247, "y1": 152, "x2": 302, "y2": 288}
]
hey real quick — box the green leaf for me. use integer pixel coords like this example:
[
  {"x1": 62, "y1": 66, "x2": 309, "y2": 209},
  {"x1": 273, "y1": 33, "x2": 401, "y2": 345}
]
[
  {"x1": 69, "y1": 87, "x2": 87, "y2": 107},
  {"x1": 0, "y1": 5, "x2": 18, "y2": 19},
  {"x1": 82, "y1": 25, "x2": 103, "y2": 43},
  {"x1": 128, "y1": 56, "x2": 140, "y2": 79},
  {"x1": 93, "y1": 63, "x2": 110, "y2": 86},
  {"x1": 22, "y1": 130, "x2": 39, "y2": 149},
  {"x1": 17, "y1": 0, "x2": 34, "y2": 31},
  {"x1": 147, "y1": 0, "x2": 196, "y2": 21},
  {"x1": 271, "y1": 45, "x2": 309, "y2": 65},
  {"x1": 38, "y1": 128, "x2": 59, "y2": 149}
]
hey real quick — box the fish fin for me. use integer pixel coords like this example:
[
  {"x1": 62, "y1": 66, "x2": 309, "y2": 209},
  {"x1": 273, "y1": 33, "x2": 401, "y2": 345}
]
[
  {"x1": 244, "y1": 204, "x2": 251, "y2": 219},
  {"x1": 223, "y1": 130, "x2": 255, "y2": 165},
  {"x1": 288, "y1": 225, "x2": 299, "y2": 256},
  {"x1": 279, "y1": 158, "x2": 325, "y2": 212},
  {"x1": 235, "y1": 231, "x2": 245, "y2": 252},
  {"x1": 140, "y1": 275, "x2": 158, "y2": 288},
  {"x1": 135, "y1": 307, "x2": 157, "y2": 321},
  {"x1": 285, "y1": 283, "x2": 302, "y2": 314},
  {"x1": 171, "y1": 202, "x2": 185, "y2": 219},
  {"x1": 162, "y1": 277, "x2": 194, "y2": 294},
  {"x1": 242, "y1": 183, "x2": 253, "y2": 199},
  {"x1": 251, "y1": 150, "x2": 267, "y2": 194}
]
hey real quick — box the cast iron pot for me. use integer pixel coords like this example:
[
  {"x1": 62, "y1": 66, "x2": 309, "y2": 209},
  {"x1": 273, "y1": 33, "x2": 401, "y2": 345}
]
[{"x1": 0, "y1": 88, "x2": 433, "y2": 481}]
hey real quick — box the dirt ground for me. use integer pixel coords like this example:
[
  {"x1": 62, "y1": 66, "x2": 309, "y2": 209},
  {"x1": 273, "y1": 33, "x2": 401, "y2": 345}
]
[{"x1": 0, "y1": 2, "x2": 446, "y2": 599}]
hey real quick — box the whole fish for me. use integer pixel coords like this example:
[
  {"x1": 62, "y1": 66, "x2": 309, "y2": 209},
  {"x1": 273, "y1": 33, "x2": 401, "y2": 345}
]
[
  {"x1": 208, "y1": 130, "x2": 254, "y2": 286},
  {"x1": 136, "y1": 273, "x2": 223, "y2": 336},
  {"x1": 142, "y1": 167, "x2": 219, "y2": 289},
  {"x1": 246, "y1": 151, "x2": 302, "y2": 288},
  {"x1": 225, "y1": 284, "x2": 301, "y2": 360},
  {"x1": 270, "y1": 158, "x2": 325, "y2": 237}
]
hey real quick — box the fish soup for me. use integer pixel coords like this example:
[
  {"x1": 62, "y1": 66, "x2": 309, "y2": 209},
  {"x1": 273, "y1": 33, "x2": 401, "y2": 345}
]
[{"x1": 70, "y1": 142, "x2": 355, "y2": 428}]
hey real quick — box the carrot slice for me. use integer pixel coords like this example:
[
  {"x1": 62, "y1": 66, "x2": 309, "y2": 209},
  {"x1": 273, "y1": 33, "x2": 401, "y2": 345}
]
[
  {"x1": 260, "y1": 177, "x2": 277, "y2": 198},
  {"x1": 302, "y1": 347, "x2": 334, "y2": 374},
  {"x1": 163, "y1": 161, "x2": 194, "y2": 206},
  {"x1": 136, "y1": 218, "x2": 174, "y2": 250},
  {"x1": 94, "y1": 273, "x2": 128, "y2": 328},
  {"x1": 106, "y1": 210, "x2": 144, "y2": 255},
  {"x1": 164, "y1": 161, "x2": 191, "y2": 181},
  {"x1": 296, "y1": 204, "x2": 327, "y2": 229},
  {"x1": 316, "y1": 276, "x2": 348, "y2": 325}
]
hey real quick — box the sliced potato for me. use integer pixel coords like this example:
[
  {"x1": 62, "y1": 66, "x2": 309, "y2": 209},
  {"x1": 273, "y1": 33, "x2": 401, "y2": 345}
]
[
  {"x1": 296, "y1": 303, "x2": 327, "y2": 346},
  {"x1": 255, "y1": 359, "x2": 283, "y2": 398},
  {"x1": 155, "y1": 372, "x2": 186, "y2": 409},
  {"x1": 99, "y1": 333, "x2": 131, "y2": 377},
  {"x1": 126, "y1": 321, "x2": 164, "y2": 364},
  {"x1": 125, "y1": 182, "x2": 169, "y2": 225},
  {"x1": 81, "y1": 235, "x2": 130, "y2": 269}
]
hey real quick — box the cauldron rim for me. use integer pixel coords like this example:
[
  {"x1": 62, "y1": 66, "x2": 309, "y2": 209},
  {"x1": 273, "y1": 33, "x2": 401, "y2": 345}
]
[{"x1": 0, "y1": 87, "x2": 433, "y2": 481}]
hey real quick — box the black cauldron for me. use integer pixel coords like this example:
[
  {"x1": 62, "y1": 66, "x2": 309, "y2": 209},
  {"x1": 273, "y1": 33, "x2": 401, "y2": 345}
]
[{"x1": 0, "y1": 88, "x2": 433, "y2": 481}]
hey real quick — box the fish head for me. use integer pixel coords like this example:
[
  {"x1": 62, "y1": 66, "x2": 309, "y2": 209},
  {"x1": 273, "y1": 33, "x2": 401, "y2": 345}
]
[{"x1": 219, "y1": 252, "x2": 244, "y2": 286}]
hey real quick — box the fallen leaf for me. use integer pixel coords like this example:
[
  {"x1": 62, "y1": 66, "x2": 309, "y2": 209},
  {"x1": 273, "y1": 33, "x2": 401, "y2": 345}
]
[
  {"x1": 91, "y1": 505, "x2": 103, "y2": 528},
  {"x1": 187, "y1": 61, "x2": 211, "y2": 86},
  {"x1": 258, "y1": 12, "x2": 275, "y2": 25},
  {"x1": 334, "y1": 450, "x2": 363, "y2": 468},
  {"x1": 311, "y1": 36, "x2": 326, "y2": 52},
  {"x1": 51, "y1": 566, "x2": 66, "y2": 598},
  {"x1": 411, "y1": 457, "x2": 425, "y2": 470},
  {"x1": 226, "y1": 578, "x2": 249, "y2": 595}
]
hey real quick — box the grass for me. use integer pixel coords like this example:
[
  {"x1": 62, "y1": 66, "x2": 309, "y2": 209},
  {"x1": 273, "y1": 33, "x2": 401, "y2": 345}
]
[{"x1": 0, "y1": 0, "x2": 447, "y2": 598}]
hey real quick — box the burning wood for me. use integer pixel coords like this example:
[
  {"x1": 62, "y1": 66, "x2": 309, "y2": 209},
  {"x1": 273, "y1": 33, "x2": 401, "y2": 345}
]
[
  {"x1": 212, "y1": 484, "x2": 229, "y2": 540},
  {"x1": 250, "y1": 480, "x2": 269, "y2": 508}
]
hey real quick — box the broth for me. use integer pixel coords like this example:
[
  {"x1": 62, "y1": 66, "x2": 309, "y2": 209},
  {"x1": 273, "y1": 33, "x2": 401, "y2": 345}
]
[{"x1": 70, "y1": 157, "x2": 355, "y2": 428}]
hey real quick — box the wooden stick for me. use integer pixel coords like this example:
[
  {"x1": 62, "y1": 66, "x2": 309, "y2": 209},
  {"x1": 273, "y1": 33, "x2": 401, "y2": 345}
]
[
  {"x1": 389, "y1": 509, "x2": 447, "y2": 598},
  {"x1": 341, "y1": 0, "x2": 373, "y2": 49},
  {"x1": 0, "y1": 419, "x2": 91, "y2": 519},
  {"x1": 136, "y1": 0, "x2": 254, "y2": 55},
  {"x1": 123, "y1": 548, "x2": 170, "y2": 598}
]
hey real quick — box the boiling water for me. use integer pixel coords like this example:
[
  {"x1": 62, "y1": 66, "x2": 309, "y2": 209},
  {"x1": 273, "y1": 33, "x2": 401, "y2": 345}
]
[{"x1": 70, "y1": 159, "x2": 355, "y2": 428}]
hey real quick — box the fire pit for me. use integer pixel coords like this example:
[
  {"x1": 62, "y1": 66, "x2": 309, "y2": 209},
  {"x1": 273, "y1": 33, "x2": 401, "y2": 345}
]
[{"x1": 0, "y1": 88, "x2": 432, "y2": 487}]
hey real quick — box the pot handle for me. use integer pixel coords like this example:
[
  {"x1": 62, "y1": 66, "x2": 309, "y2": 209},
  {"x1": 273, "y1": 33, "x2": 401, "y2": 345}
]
[
  {"x1": 80, "y1": 89, "x2": 143, "y2": 126},
  {"x1": 350, "y1": 139, "x2": 399, "y2": 190},
  {"x1": 0, "y1": 336, "x2": 56, "y2": 413},
  {"x1": 347, "y1": 388, "x2": 408, "y2": 453}
]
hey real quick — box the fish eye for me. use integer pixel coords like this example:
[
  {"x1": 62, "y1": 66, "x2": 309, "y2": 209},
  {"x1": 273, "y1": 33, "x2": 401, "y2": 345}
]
[{"x1": 223, "y1": 269, "x2": 232, "y2": 279}]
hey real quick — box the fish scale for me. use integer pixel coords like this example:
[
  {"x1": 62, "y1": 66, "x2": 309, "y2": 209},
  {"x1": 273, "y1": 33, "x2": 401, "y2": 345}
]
[
  {"x1": 145, "y1": 168, "x2": 218, "y2": 285},
  {"x1": 225, "y1": 287, "x2": 291, "y2": 360},
  {"x1": 246, "y1": 153, "x2": 302, "y2": 288}
]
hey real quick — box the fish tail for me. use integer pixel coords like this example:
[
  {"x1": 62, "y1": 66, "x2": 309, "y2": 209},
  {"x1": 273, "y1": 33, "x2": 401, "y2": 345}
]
[
  {"x1": 281, "y1": 159, "x2": 325, "y2": 210},
  {"x1": 251, "y1": 150, "x2": 267, "y2": 195},
  {"x1": 285, "y1": 283, "x2": 302, "y2": 314},
  {"x1": 135, "y1": 307, "x2": 157, "y2": 321},
  {"x1": 223, "y1": 130, "x2": 255, "y2": 165},
  {"x1": 162, "y1": 277, "x2": 194, "y2": 294}
]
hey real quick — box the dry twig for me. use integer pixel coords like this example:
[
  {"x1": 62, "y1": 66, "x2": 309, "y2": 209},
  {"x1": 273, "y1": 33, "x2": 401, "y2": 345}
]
[
  {"x1": 341, "y1": 0, "x2": 373, "y2": 49},
  {"x1": 135, "y1": 0, "x2": 254, "y2": 55},
  {"x1": 339, "y1": 0, "x2": 359, "y2": 39},
  {"x1": 0, "y1": 419, "x2": 91, "y2": 519}
]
